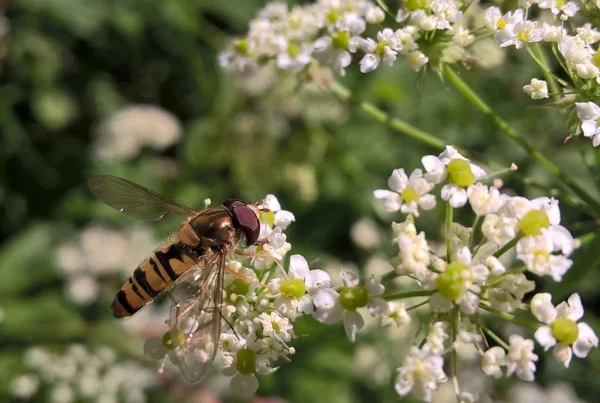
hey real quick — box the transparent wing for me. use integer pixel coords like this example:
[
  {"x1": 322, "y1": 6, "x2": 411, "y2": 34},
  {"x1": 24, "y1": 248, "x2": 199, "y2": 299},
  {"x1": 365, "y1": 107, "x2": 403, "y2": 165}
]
[
  {"x1": 88, "y1": 175, "x2": 196, "y2": 221},
  {"x1": 168, "y1": 252, "x2": 225, "y2": 382}
]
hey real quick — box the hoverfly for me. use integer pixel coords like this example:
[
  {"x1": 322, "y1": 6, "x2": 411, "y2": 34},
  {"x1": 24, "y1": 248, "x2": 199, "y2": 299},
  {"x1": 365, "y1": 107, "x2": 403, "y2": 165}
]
[{"x1": 88, "y1": 175, "x2": 262, "y2": 381}]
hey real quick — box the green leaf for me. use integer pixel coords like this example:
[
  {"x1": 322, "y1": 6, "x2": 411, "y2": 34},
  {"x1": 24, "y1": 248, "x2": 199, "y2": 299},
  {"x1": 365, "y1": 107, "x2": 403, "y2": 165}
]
[{"x1": 0, "y1": 224, "x2": 60, "y2": 297}]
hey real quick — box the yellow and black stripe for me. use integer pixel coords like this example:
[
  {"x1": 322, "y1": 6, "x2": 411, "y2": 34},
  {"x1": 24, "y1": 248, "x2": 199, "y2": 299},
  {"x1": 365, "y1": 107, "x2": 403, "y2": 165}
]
[{"x1": 111, "y1": 243, "x2": 204, "y2": 318}]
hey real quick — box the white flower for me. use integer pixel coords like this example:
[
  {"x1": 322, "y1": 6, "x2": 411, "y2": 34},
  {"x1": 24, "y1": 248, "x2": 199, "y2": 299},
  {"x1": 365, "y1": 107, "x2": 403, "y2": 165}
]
[
  {"x1": 431, "y1": 247, "x2": 489, "y2": 314},
  {"x1": 537, "y1": 0, "x2": 579, "y2": 17},
  {"x1": 276, "y1": 41, "x2": 313, "y2": 72},
  {"x1": 256, "y1": 312, "x2": 293, "y2": 342},
  {"x1": 426, "y1": 322, "x2": 449, "y2": 354},
  {"x1": 380, "y1": 302, "x2": 412, "y2": 327},
  {"x1": 421, "y1": 145, "x2": 485, "y2": 185},
  {"x1": 261, "y1": 194, "x2": 296, "y2": 229},
  {"x1": 576, "y1": 24, "x2": 600, "y2": 45},
  {"x1": 531, "y1": 293, "x2": 598, "y2": 367},
  {"x1": 407, "y1": 50, "x2": 429, "y2": 71},
  {"x1": 395, "y1": 232, "x2": 431, "y2": 280},
  {"x1": 481, "y1": 213, "x2": 518, "y2": 244},
  {"x1": 453, "y1": 26, "x2": 474, "y2": 47},
  {"x1": 373, "y1": 168, "x2": 437, "y2": 216},
  {"x1": 481, "y1": 346, "x2": 506, "y2": 378},
  {"x1": 506, "y1": 335, "x2": 538, "y2": 382},
  {"x1": 395, "y1": 346, "x2": 447, "y2": 402},
  {"x1": 358, "y1": 29, "x2": 399, "y2": 73},
  {"x1": 576, "y1": 102, "x2": 600, "y2": 147},
  {"x1": 365, "y1": 6, "x2": 385, "y2": 24},
  {"x1": 487, "y1": 273, "x2": 535, "y2": 313},
  {"x1": 516, "y1": 232, "x2": 573, "y2": 281},
  {"x1": 523, "y1": 79, "x2": 549, "y2": 100},
  {"x1": 10, "y1": 374, "x2": 40, "y2": 399}
]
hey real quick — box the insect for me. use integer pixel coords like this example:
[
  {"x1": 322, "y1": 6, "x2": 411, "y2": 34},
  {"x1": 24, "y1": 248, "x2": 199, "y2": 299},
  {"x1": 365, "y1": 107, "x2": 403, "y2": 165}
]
[{"x1": 88, "y1": 175, "x2": 262, "y2": 381}]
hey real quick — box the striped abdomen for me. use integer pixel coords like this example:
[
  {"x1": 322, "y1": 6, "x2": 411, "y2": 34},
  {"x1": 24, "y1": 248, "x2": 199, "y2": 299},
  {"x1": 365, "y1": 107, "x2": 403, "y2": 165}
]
[{"x1": 111, "y1": 242, "x2": 203, "y2": 318}]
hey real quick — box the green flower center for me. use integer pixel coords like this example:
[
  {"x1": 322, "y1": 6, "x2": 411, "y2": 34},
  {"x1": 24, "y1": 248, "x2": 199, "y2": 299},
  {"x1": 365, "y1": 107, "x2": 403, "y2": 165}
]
[
  {"x1": 327, "y1": 10, "x2": 341, "y2": 24},
  {"x1": 592, "y1": 50, "x2": 600, "y2": 68},
  {"x1": 519, "y1": 209, "x2": 550, "y2": 236},
  {"x1": 447, "y1": 159, "x2": 475, "y2": 187},
  {"x1": 234, "y1": 39, "x2": 248, "y2": 55},
  {"x1": 401, "y1": 187, "x2": 420, "y2": 203},
  {"x1": 227, "y1": 278, "x2": 250, "y2": 296},
  {"x1": 162, "y1": 330, "x2": 186, "y2": 350},
  {"x1": 552, "y1": 317, "x2": 579, "y2": 345},
  {"x1": 436, "y1": 262, "x2": 470, "y2": 301},
  {"x1": 280, "y1": 279, "x2": 306, "y2": 298},
  {"x1": 236, "y1": 348, "x2": 256, "y2": 375},
  {"x1": 260, "y1": 210, "x2": 275, "y2": 227},
  {"x1": 288, "y1": 43, "x2": 300, "y2": 57},
  {"x1": 517, "y1": 29, "x2": 530, "y2": 42},
  {"x1": 339, "y1": 285, "x2": 369, "y2": 311},
  {"x1": 405, "y1": 0, "x2": 427, "y2": 11},
  {"x1": 375, "y1": 40, "x2": 388, "y2": 55},
  {"x1": 332, "y1": 31, "x2": 350, "y2": 50}
]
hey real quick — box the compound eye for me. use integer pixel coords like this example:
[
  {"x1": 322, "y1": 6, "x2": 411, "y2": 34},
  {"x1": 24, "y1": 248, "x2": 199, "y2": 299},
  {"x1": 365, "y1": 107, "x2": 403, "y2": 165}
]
[{"x1": 231, "y1": 205, "x2": 260, "y2": 246}]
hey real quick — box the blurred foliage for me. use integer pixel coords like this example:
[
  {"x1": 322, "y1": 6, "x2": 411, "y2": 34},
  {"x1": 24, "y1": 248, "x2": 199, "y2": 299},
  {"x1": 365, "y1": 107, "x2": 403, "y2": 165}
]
[{"x1": 1, "y1": 0, "x2": 600, "y2": 402}]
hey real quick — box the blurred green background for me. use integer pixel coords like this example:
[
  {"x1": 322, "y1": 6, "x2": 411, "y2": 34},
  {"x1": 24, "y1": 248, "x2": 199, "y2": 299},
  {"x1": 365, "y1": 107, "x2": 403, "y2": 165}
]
[{"x1": 1, "y1": 1, "x2": 600, "y2": 402}]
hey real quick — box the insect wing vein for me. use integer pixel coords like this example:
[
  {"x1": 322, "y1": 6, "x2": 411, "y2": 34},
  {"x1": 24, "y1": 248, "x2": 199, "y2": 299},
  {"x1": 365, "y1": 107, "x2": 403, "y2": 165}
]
[
  {"x1": 169, "y1": 253, "x2": 225, "y2": 382},
  {"x1": 88, "y1": 175, "x2": 196, "y2": 221}
]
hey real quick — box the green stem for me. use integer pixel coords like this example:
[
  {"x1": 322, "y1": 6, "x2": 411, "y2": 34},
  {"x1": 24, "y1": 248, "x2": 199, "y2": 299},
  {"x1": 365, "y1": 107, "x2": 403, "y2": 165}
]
[
  {"x1": 406, "y1": 299, "x2": 430, "y2": 312},
  {"x1": 446, "y1": 202, "x2": 453, "y2": 261},
  {"x1": 527, "y1": 44, "x2": 568, "y2": 90},
  {"x1": 383, "y1": 290, "x2": 435, "y2": 300},
  {"x1": 479, "y1": 303, "x2": 541, "y2": 329},
  {"x1": 329, "y1": 81, "x2": 447, "y2": 149},
  {"x1": 469, "y1": 215, "x2": 481, "y2": 248},
  {"x1": 493, "y1": 234, "x2": 522, "y2": 258},
  {"x1": 480, "y1": 323, "x2": 510, "y2": 350},
  {"x1": 451, "y1": 308, "x2": 461, "y2": 400},
  {"x1": 442, "y1": 65, "x2": 600, "y2": 215},
  {"x1": 483, "y1": 265, "x2": 526, "y2": 288}
]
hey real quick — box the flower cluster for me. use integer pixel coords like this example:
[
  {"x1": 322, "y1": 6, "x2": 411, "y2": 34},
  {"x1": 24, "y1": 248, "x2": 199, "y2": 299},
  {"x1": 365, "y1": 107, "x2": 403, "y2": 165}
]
[
  {"x1": 10, "y1": 345, "x2": 156, "y2": 403},
  {"x1": 94, "y1": 105, "x2": 182, "y2": 162},
  {"x1": 361, "y1": 146, "x2": 597, "y2": 401},
  {"x1": 56, "y1": 225, "x2": 157, "y2": 305},
  {"x1": 483, "y1": 3, "x2": 600, "y2": 147},
  {"x1": 143, "y1": 195, "x2": 332, "y2": 396},
  {"x1": 219, "y1": 0, "x2": 475, "y2": 77}
]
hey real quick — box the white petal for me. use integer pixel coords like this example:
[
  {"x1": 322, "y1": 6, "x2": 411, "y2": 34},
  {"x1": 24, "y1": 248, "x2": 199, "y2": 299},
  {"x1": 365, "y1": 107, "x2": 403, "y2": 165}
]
[
  {"x1": 530, "y1": 293, "x2": 557, "y2": 324},
  {"x1": 305, "y1": 269, "x2": 331, "y2": 294},
  {"x1": 534, "y1": 326, "x2": 556, "y2": 351},
  {"x1": 566, "y1": 293, "x2": 584, "y2": 321},
  {"x1": 289, "y1": 254, "x2": 309, "y2": 280},
  {"x1": 230, "y1": 373, "x2": 259, "y2": 397},
  {"x1": 312, "y1": 288, "x2": 343, "y2": 324},
  {"x1": 553, "y1": 343, "x2": 573, "y2": 368},
  {"x1": 275, "y1": 210, "x2": 295, "y2": 230},
  {"x1": 418, "y1": 194, "x2": 437, "y2": 210},
  {"x1": 388, "y1": 169, "x2": 408, "y2": 192},
  {"x1": 576, "y1": 102, "x2": 600, "y2": 121},
  {"x1": 263, "y1": 194, "x2": 281, "y2": 212},
  {"x1": 573, "y1": 322, "x2": 598, "y2": 358},
  {"x1": 343, "y1": 311, "x2": 364, "y2": 342},
  {"x1": 340, "y1": 269, "x2": 360, "y2": 287},
  {"x1": 365, "y1": 275, "x2": 385, "y2": 296},
  {"x1": 359, "y1": 54, "x2": 380, "y2": 73}
]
